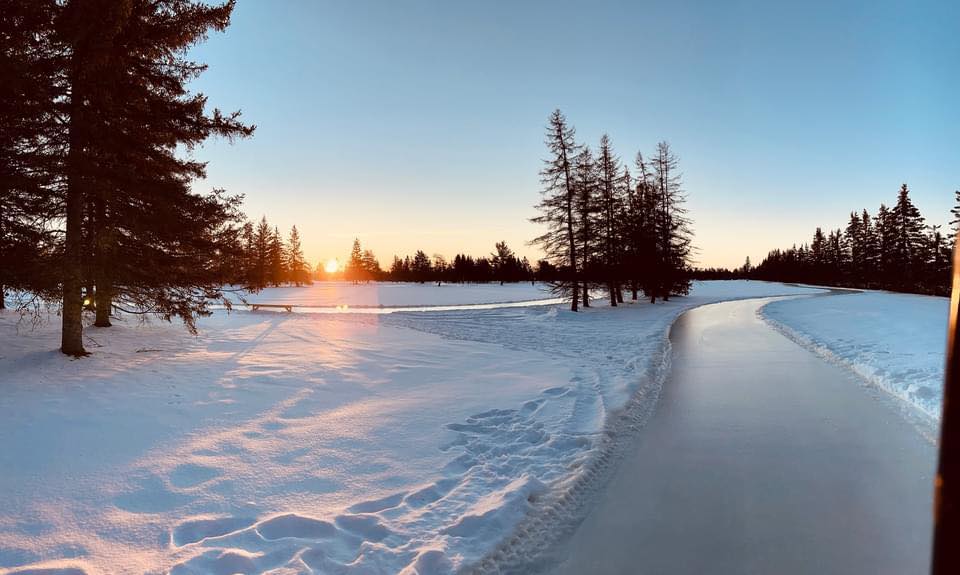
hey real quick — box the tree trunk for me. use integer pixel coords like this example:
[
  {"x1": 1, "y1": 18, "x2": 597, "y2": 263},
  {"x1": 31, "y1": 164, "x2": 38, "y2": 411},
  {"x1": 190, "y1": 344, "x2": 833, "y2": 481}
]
[
  {"x1": 94, "y1": 280, "x2": 112, "y2": 326},
  {"x1": 582, "y1": 283, "x2": 590, "y2": 307},
  {"x1": 62, "y1": 179, "x2": 86, "y2": 355},
  {"x1": 0, "y1": 284, "x2": 5, "y2": 310},
  {"x1": 609, "y1": 283, "x2": 617, "y2": 307},
  {"x1": 616, "y1": 284, "x2": 624, "y2": 303},
  {"x1": 61, "y1": 62, "x2": 87, "y2": 356}
]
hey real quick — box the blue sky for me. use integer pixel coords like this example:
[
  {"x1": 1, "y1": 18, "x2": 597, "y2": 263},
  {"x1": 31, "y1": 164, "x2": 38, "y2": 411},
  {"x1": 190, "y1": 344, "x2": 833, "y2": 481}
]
[{"x1": 189, "y1": 0, "x2": 960, "y2": 269}]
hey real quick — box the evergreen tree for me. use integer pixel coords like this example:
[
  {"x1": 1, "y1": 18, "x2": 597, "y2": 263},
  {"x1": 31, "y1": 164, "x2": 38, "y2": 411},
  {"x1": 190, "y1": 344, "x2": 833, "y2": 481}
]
[
  {"x1": 890, "y1": 184, "x2": 926, "y2": 284},
  {"x1": 0, "y1": 0, "x2": 62, "y2": 311},
  {"x1": 571, "y1": 146, "x2": 599, "y2": 306},
  {"x1": 844, "y1": 212, "x2": 862, "y2": 282},
  {"x1": 596, "y1": 134, "x2": 623, "y2": 306},
  {"x1": 362, "y1": 250, "x2": 381, "y2": 279},
  {"x1": 860, "y1": 209, "x2": 878, "y2": 283},
  {"x1": 253, "y1": 216, "x2": 271, "y2": 288},
  {"x1": 649, "y1": 141, "x2": 692, "y2": 300},
  {"x1": 411, "y1": 250, "x2": 431, "y2": 283},
  {"x1": 491, "y1": 241, "x2": 516, "y2": 285},
  {"x1": 532, "y1": 110, "x2": 581, "y2": 311},
  {"x1": 950, "y1": 190, "x2": 960, "y2": 239},
  {"x1": 286, "y1": 226, "x2": 308, "y2": 285},
  {"x1": 345, "y1": 238, "x2": 365, "y2": 283},
  {"x1": 268, "y1": 226, "x2": 286, "y2": 285},
  {"x1": 51, "y1": 0, "x2": 253, "y2": 353}
]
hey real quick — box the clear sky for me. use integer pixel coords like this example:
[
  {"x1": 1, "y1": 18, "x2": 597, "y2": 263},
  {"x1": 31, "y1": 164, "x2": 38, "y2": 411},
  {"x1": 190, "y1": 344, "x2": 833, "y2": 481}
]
[{"x1": 188, "y1": 0, "x2": 959, "y2": 270}]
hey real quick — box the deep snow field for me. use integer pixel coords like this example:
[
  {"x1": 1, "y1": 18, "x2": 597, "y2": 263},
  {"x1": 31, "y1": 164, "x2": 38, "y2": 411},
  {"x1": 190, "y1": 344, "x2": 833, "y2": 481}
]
[
  {"x1": 0, "y1": 280, "x2": 944, "y2": 574},
  {"x1": 762, "y1": 290, "x2": 949, "y2": 425}
]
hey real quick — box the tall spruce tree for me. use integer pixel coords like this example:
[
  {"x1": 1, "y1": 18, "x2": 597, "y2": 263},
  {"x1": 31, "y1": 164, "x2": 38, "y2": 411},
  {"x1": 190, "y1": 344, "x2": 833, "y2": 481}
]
[
  {"x1": 286, "y1": 226, "x2": 308, "y2": 286},
  {"x1": 596, "y1": 134, "x2": 622, "y2": 306},
  {"x1": 532, "y1": 110, "x2": 581, "y2": 311},
  {"x1": 650, "y1": 141, "x2": 692, "y2": 300},
  {"x1": 572, "y1": 145, "x2": 597, "y2": 307},
  {"x1": 0, "y1": 0, "x2": 62, "y2": 311},
  {"x1": 53, "y1": 0, "x2": 253, "y2": 353},
  {"x1": 890, "y1": 184, "x2": 926, "y2": 284},
  {"x1": 346, "y1": 238, "x2": 364, "y2": 283}
]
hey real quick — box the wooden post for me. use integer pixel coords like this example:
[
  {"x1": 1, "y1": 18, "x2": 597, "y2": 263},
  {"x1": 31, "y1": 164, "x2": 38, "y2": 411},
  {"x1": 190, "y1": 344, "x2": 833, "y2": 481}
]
[{"x1": 932, "y1": 239, "x2": 960, "y2": 573}]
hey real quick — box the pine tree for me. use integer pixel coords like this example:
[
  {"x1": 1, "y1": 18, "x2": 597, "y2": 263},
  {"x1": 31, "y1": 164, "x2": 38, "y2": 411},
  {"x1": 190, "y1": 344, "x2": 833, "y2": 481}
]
[
  {"x1": 844, "y1": 212, "x2": 862, "y2": 282},
  {"x1": 650, "y1": 141, "x2": 692, "y2": 300},
  {"x1": 532, "y1": 110, "x2": 581, "y2": 311},
  {"x1": 412, "y1": 250, "x2": 431, "y2": 283},
  {"x1": 491, "y1": 241, "x2": 516, "y2": 285},
  {"x1": 876, "y1": 203, "x2": 894, "y2": 281},
  {"x1": 890, "y1": 184, "x2": 926, "y2": 284},
  {"x1": 596, "y1": 134, "x2": 623, "y2": 306},
  {"x1": 361, "y1": 250, "x2": 381, "y2": 279},
  {"x1": 571, "y1": 146, "x2": 597, "y2": 306},
  {"x1": 0, "y1": 0, "x2": 63, "y2": 312},
  {"x1": 950, "y1": 190, "x2": 960, "y2": 240},
  {"x1": 346, "y1": 238, "x2": 365, "y2": 283},
  {"x1": 53, "y1": 0, "x2": 253, "y2": 352},
  {"x1": 253, "y1": 216, "x2": 271, "y2": 288},
  {"x1": 286, "y1": 226, "x2": 308, "y2": 286},
  {"x1": 860, "y1": 209, "x2": 878, "y2": 284}
]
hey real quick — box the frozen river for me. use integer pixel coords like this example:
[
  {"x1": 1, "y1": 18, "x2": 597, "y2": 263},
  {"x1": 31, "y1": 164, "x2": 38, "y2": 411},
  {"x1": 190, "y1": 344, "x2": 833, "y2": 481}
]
[{"x1": 555, "y1": 296, "x2": 937, "y2": 574}]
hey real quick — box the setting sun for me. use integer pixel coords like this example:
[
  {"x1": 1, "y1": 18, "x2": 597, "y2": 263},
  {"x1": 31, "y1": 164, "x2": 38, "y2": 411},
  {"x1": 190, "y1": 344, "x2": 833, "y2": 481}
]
[{"x1": 324, "y1": 258, "x2": 339, "y2": 274}]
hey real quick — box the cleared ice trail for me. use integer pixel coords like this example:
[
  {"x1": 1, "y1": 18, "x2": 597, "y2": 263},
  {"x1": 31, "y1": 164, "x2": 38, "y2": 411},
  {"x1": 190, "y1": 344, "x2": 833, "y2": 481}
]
[{"x1": 550, "y1": 297, "x2": 937, "y2": 575}]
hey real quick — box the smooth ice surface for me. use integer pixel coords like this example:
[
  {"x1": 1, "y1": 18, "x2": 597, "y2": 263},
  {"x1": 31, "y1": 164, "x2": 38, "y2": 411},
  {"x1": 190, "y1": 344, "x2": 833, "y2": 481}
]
[
  {"x1": 761, "y1": 290, "x2": 949, "y2": 423},
  {"x1": 557, "y1": 298, "x2": 936, "y2": 575},
  {"x1": 0, "y1": 281, "x2": 822, "y2": 573}
]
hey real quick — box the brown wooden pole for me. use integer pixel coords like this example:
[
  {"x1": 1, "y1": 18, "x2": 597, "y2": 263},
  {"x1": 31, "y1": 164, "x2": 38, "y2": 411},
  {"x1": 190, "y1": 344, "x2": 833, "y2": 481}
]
[{"x1": 932, "y1": 239, "x2": 960, "y2": 573}]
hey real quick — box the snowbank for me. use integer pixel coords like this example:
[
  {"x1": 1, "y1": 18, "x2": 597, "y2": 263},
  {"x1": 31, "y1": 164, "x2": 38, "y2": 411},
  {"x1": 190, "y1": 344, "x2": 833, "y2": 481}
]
[
  {"x1": 761, "y1": 290, "x2": 948, "y2": 424},
  {"x1": 0, "y1": 281, "x2": 822, "y2": 574}
]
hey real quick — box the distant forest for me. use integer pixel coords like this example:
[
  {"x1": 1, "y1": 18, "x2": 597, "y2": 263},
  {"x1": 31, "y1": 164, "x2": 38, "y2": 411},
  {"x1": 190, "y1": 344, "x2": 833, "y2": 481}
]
[
  {"x1": 326, "y1": 239, "x2": 539, "y2": 285},
  {"x1": 696, "y1": 185, "x2": 957, "y2": 297}
]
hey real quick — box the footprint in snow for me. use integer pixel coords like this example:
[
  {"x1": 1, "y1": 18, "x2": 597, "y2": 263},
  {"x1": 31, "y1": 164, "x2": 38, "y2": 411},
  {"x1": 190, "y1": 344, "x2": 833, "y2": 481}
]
[
  {"x1": 347, "y1": 491, "x2": 407, "y2": 513},
  {"x1": 169, "y1": 463, "x2": 222, "y2": 488},
  {"x1": 256, "y1": 513, "x2": 336, "y2": 540},
  {"x1": 172, "y1": 516, "x2": 256, "y2": 546}
]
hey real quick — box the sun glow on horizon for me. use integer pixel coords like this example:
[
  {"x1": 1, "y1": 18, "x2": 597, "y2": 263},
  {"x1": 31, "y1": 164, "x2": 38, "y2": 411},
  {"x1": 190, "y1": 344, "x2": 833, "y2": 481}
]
[{"x1": 324, "y1": 258, "x2": 340, "y2": 274}]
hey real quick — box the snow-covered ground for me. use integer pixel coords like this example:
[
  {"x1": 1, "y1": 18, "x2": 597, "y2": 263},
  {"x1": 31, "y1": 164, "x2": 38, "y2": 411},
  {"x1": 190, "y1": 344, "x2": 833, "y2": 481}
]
[
  {"x1": 0, "y1": 281, "x2": 824, "y2": 574},
  {"x1": 761, "y1": 290, "x2": 949, "y2": 425},
  {"x1": 225, "y1": 282, "x2": 555, "y2": 309}
]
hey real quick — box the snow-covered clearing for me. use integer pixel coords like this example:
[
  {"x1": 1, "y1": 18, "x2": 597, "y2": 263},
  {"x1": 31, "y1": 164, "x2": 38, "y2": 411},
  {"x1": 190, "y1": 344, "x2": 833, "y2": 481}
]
[
  {"x1": 1, "y1": 281, "x2": 823, "y2": 574},
  {"x1": 761, "y1": 290, "x2": 949, "y2": 427},
  {"x1": 225, "y1": 282, "x2": 555, "y2": 309}
]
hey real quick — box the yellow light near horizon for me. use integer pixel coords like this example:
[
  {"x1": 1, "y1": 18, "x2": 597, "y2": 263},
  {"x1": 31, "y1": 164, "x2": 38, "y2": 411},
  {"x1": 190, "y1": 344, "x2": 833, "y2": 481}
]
[{"x1": 324, "y1": 258, "x2": 339, "y2": 274}]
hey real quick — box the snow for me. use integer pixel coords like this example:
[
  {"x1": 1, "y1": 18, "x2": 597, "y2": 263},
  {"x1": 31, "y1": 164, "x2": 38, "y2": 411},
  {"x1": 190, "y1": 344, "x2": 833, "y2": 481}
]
[
  {"x1": 225, "y1": 282, "x2": 555, "y2": 309},
  {"x1": 760, "y1": 289, "x2": 949, "y2": 425},
  {"x1": 0, "y1": 281, "x2": 823, "y2": 574}
]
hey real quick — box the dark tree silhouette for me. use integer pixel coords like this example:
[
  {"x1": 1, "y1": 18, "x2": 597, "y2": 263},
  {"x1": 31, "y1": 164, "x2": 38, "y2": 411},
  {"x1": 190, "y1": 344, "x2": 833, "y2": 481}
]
[
  {"x1": 596, "y1": 134, "x2": 623, "y2": 306},
  {"x1": 532, "y1": 110, "x2": 581, "y2": 311},
  {"x1": 754, "y1": 184, "x2": 953, "y2": 295}
]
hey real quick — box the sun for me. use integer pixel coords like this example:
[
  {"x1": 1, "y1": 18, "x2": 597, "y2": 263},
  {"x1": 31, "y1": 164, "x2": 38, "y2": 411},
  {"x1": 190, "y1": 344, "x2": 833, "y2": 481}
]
[{"x1": 324, "y1": 258, "x2": 339, "y2": 274}]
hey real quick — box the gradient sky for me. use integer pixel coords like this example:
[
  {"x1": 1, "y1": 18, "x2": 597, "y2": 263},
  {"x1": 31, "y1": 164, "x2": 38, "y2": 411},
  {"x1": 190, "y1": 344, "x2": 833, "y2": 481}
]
[{"x1": 188, "y1": 0, "x2": 959, "y2": 270}]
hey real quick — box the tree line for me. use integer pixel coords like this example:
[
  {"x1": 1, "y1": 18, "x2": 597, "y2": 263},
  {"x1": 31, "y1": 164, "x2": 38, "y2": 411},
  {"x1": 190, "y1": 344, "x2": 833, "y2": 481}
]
[
  {"x1": 1, "y1": 0, "x2": 253, "y2": 355},
  {"x1": 532, "y1": 110, "x2": 693, "y2": 311},
  {"x1": 750, "y1": 184, "x2": 956, "y2": 295},
  {"x1": 331, "y1": 239, "x2": 539, "y2": 284},
  {"x1": 228, "y1": 218, "x2": 311, "y2": 289}
]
